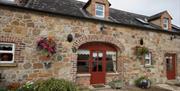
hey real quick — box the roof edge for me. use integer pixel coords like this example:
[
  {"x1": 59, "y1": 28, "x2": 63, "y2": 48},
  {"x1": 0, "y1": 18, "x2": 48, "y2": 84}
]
[{"x1": 0, "y1": 3, "x2": 179, "y2": 35}]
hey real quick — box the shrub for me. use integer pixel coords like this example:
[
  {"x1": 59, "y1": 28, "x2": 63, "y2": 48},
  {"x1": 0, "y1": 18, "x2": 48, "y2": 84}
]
[
  {"x1": 34, "y1": 78, "x2": 79, "y2": 91},
  {"x1": 134, "y1": 76, "x2": 151, "y2": 89},
  {"x1": 0, "y1": 87, "x2": 7, "y2": 91},
  {"x1": 17, "y1": 81, "x2": 34, "y2": 91}
]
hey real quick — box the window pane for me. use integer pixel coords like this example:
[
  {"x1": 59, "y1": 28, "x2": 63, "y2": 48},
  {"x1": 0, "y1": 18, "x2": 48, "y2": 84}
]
[
  {"x1": 96, "y1": 11, "x2": 103, "y2": 16},
  {"x1": 145, "y1": 59, "x2": 150, "y2": 65},
  {"x1": 106, "y1": 51, "x2": 116, "y2": 72},
  {"x1": 77, "y1": 54, "x2": 89, "y2": 60},
  {"x1": 144, "y1": 53, "x2": 152, "y2": 65},
  {"x1": 163, "y1": 18, "x2": 168, "y2": 23},
  {"x1": 106, "y1": 61, "x2": 114, "y2": 72},
  {"x1": 77, "y1": 50, "x2": 90, "y2": 60},
  {"x1": 77, "y1": 61, "x2": 89, "y2": 73},
  {"x1": 96, "y1": 4, "x2": 103, "y2": 10},
  {"x1": 163, "y1": 18, "x2": 168, "y2": 30},
  {"x1": 0, "y1": 44, "x2": 13, "y2": 51},
  {"x1": 0, "y1": 53, "x2": 13, "y2": 61}
]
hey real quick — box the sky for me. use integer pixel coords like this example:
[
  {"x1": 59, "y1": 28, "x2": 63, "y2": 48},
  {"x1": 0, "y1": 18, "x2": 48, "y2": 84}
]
[{"x1": 78, "y1": 0, "x2": 180, "y2": 27}]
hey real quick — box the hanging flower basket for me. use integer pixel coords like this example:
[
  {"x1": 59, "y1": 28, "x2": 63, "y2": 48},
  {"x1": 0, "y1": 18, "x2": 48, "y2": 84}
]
[
  {"x1": 135, "y1": 46, "x2": 149, "y2": 58},
  {"x1": 37, "y1": 36, "x2": 56, "y2": 61}
]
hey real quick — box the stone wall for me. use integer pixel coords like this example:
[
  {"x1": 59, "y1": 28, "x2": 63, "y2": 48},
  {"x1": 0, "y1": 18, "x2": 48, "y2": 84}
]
[{"x1": 0, "y1": 6, "x2": 180, "y2": 86}]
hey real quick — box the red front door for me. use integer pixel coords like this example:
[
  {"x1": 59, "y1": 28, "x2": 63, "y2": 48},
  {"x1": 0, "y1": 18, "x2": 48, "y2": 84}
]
[
  {"x1": 166, "y1": 54, "x2": 176, "y2": 80},
  {"x1": 78, "y1": 42, "x2": 116, "y2": 84},
  {"x1": 90, "y1": 50, "x2": 106, "y2": 84}
]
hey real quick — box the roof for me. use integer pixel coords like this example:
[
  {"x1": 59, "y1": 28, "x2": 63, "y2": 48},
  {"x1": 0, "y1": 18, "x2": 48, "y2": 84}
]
[
  {"x1": 0, "y1": 0, "x2": 179, "y2": 33},
  {"x1": 148, "y1": 11, "x2": 172, "y2": 21},
  {"x1": 83, "y1": 0, "x2": 111, "y2": 9}
]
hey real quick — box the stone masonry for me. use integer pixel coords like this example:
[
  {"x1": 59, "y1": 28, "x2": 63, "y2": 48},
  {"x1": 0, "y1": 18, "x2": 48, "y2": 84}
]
[{"x1": 0, "y1": 6, "x2": 180, "y2": 86}]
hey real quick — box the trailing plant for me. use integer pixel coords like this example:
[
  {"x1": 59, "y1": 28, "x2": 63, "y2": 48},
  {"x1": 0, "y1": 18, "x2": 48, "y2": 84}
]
[
  {"x1": 34, "y1": 78, "x2": 79, "y2": 91},
  {"x1": 37, "y1": 36, "x2": 56, "y2": 59},
  {"x1": 135, "y1": 46, "x2": 149, "y2": 58}
]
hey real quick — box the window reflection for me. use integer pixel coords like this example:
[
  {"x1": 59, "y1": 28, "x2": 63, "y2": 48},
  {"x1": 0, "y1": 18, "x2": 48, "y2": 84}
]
[
  {"x1": 106, "y1": 51, "x2": 116, "y2": 72},
  {"x1": 77, "y1": 50, "x2": 90, "y2": 73}
]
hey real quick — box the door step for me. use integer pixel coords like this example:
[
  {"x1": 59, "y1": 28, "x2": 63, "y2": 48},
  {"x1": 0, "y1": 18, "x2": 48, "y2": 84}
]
[
  {"x1": 89, "y1": 84, "x2": 111, "y2": 91},
  {"x1": 166, "y1": 80, "x2": 178, "y2": 85}
]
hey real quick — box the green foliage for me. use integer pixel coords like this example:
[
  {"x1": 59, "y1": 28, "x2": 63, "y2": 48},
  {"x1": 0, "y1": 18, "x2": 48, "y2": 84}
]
[
  {"x1": 108, "y1": 80, "x2": 122, "y2": 89},
  {"x1": 134, "y1": 76, "x2": 151, "y2": 87},
  {"x1": 136, "y1": 47, "x2": 149, "y2": 57},
  {"x1": 34, "y1": 78, "x2": 79, "y2": 91},
  {"x1": 17, "y1": 81, "x2": 34, "y2": 91},
  {"x1": 0, "y1": 87, "x2": 7, "y2": 91}
]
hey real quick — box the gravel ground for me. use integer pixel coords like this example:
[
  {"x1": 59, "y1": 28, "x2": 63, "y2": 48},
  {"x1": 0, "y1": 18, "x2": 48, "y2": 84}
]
[{"x1": 93, "y1": 86, "x2": 172, "y2": 91}]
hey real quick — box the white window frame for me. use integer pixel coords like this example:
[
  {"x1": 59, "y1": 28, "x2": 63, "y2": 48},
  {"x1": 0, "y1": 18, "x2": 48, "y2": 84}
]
[
  {"x1": 95, "y1": 3, "x2": 105, "y2": 18},
  {"x1": 0, "y1": 43, "x2": 15, "y2": 63},
  {"x1": 106, "y1": 51, "x2": 117, "y2": 72},
  {"x1": 163, "y1": 18, "x2": 169, "y2": 30},
  {"x1": 144, "y1": 52, "x2": 152, "y2": 66}
]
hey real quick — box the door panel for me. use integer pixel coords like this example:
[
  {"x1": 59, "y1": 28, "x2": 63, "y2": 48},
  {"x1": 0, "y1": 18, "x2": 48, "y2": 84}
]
[
  {"x1": 166, "y1": 54, "x2": 176, "y2": 80},
  {"x1": 90, "y1": 51, "x2": 106, "y2": 84}
]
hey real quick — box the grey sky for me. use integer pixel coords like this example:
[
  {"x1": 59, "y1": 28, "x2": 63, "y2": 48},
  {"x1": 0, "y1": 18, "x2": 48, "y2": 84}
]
[{"x1": 78, "y1": 0, "x2": 180, "y2": 27}]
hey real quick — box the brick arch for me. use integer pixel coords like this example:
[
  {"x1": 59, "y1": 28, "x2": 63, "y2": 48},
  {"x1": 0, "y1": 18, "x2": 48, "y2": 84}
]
[
  {"x1": 0, "y1": 35, "x2": 23, "y2": 43},
  {"x1": 71, "y1": 35, "x2": 125, "y2": 84},
  {"x1": 72, "y1": 35, "x2": 124, "y2": 52}
]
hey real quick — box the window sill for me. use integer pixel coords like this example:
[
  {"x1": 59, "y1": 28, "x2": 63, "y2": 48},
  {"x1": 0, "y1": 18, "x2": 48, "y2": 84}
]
[
  {"x1": 77, "y1": 73, "x2": 91, "y2": 77},
  {"x1": 107, "y1": 72, "x2": 119, "y2": 76},
  {"x1": 0, "y1": 63, "x2": 17, "y2": 67},
  {"x1": 144, "y1": 65, "x2": 154, "y2": 68}
]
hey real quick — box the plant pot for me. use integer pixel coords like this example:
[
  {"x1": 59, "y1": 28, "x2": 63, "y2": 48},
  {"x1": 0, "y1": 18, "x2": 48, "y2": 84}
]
[
  {"x1": 139, "y1": 79, "x2": 151, "y2": 89},
  {"x1": 109, "y1": 80, "x2": 123, "y2": 89},
  {"x1": 113, "y1": 82, "x2": 122, "y2": 89}
]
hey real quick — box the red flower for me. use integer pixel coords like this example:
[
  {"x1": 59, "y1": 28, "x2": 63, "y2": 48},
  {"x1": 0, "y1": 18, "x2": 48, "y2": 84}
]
[{"x1": 37, "y1": 37, "x2": 56, "y2": 56}]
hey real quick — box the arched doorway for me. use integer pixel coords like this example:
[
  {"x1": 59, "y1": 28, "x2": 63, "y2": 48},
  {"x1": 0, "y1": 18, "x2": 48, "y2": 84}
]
[{"x1": 77, "y1": 42, "x2": 118, "y2": 84}]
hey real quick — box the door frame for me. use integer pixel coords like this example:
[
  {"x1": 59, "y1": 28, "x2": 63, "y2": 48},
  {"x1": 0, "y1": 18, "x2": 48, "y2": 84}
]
[
  {"x1": 77, "y1": 42, "x2": 117, "y2": 84},
  {"x1": 90, "y1": 50, "x2": 106, "y2": 84},
  {"x1": 165, "y1": 53, "x2": 177, "y2": 80}
]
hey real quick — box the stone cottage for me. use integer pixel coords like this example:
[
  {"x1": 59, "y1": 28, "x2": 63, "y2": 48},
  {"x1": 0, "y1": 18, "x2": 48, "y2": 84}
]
[{"x1": 0, "y1": 0, "x2": 180, "y2": 86}]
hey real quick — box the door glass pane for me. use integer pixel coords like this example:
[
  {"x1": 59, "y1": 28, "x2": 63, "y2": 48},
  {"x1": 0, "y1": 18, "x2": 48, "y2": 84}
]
[
  {"x1": 166, "y1": 57, "x2": 173, "y2": 71},
  {"x1": 92, "y1": 62, "x2": 97, "y2": 72},
  {"x1": 98, "y1": 61, "x2": 102, "y2": 71},
  {"x1": 77, "y1": 61, "x2": 89, "y2": 73},
  {"x1": 98, "y1": 52, "x2": 103, "y2": 61}
]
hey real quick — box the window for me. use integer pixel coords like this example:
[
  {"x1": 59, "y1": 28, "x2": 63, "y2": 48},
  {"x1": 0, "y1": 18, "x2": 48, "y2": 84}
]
[
  {"x1": 166, "y1": 56, "x2": 173, "y2": 71},
  {"x1": 144, "y1": 52, "x2": 152, "y2": 66},
  {"x1": 163, "y1": 18, "x2": 169, "y2": 30},
  {"x1": 106, "y1": 51, "x2": 116, "y2": 72},
  {"x1": 95, "y1": 3, "x2": 105, "y2": 18},
  {"x1": 77, "y1": 50, "x2": 90, "y2": 73},
  {"x1": 0, "y1": 43, "x2": 15, "y2": 63}
]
